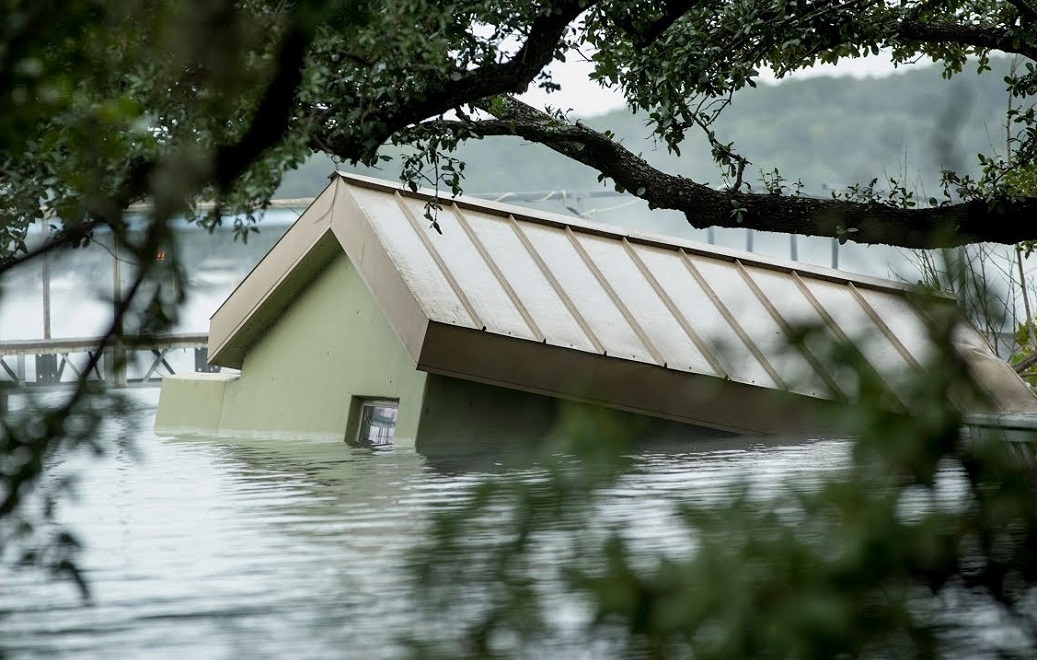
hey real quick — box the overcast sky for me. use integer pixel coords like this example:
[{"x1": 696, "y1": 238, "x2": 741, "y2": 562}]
[{"x1": 520, "y1": 52, "x2": 934, "y2": 117}]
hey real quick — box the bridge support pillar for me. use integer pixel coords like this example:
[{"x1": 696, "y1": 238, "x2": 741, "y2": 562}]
[
  {"x1": 103, "y1": 347, "x2": 128, "y2": 387},
  {"x1": 36, "y1": 354, "x2": 58, "y2": 384}
]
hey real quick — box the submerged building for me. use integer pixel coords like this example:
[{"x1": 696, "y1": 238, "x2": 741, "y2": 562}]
[{"x1": 155, "y1": 172, "x2": 1037, "y2": 448}]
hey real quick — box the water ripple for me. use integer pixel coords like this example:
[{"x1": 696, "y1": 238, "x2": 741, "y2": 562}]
[{"x1": 1, "y1": 393, "x2": 848, "y2": 659}]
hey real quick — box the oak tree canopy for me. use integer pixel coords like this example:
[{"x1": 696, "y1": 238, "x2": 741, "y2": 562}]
[
  {"x1": 4, "y1": 5, "x2": 1037, "y2": 638},
  {"x1": 3, "y1": 0, "x2": 1037, "y2": 266}
]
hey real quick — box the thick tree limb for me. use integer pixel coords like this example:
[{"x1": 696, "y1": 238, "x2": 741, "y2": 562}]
[
  {"x1": 895, "y1": 19, "x2": 1037, "y2": 60},
  {"x1": 434, "y1": 98, "x2": 1037, "y2": 249},
  {"x1": 1006, "y1": 0, "x2": 1037, "y2": 23},
  {"x1": 213, "y1": 24, "x2": 311, "y2": 192},
  {"x1": 313, "y1": 1, "x2": 590, "y2": 161}
]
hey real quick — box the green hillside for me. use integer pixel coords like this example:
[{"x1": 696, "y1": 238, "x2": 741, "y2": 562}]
[{"x1": 278, "y1": 58, "x2": 1013, "y2": 201}]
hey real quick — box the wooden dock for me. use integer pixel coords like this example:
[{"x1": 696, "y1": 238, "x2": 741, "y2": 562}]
[{"x1": 0, "y1": 333, "x2": 217, "y2": 388}]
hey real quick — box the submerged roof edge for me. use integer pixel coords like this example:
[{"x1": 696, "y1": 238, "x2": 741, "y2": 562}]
[{"x1": 416, "y1": 321, "x2": 840, "y2": 435}]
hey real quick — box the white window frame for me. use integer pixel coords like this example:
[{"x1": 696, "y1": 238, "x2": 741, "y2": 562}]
[{"x1": 350, "y1": 398, "x2": 399, "y2": 447}]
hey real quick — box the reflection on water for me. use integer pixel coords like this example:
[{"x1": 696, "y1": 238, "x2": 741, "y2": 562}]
[{"x1": 0, "y1": 391, "x2": 849, "y2": 659}]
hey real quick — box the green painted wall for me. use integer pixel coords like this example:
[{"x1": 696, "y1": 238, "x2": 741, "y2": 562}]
[
  {"x1": 156, "y1": 251, "x2": 739, "y2": 449},
  {"x1": 415, "y1": 373, "x2": 734, "y2": 455},
  {"x1": 154, "y1": 372, "x2": 236, "y2": 435},
  {"x1": 157, "y1": 252, "x2": 427, "y2": 444}
]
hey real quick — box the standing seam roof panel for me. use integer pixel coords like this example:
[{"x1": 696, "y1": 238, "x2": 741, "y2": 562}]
[
  {"x1": 501, "y1": 215, "x2": 602, "y2": 352},
  {"x1": 350, "y1": 186, "x2": 474, "y2": 328},
  {"x1": 521, "y1": 222, "x2": 653, "y2": 363},
  {"x1": 854, "y1": 288, "x2": 934, "y2": 366},
  {"x1": 566, "y1": 229, "x2": 666, "y2": 366},
  {"x1": 392, "y1": 193, "x2": 484, "y2": 328},
  {"x1": 448, "y1": 204, "x2": 545, "y2": 342},
  {"x1": 737, "y1": 264, "x2": 852, "y2": 400},
  {"x1": 622, "y1": 239, "x2": 729, "y2": 378},
  {"x1": 848, "y1": 283, "x2": 923, "y2": 371},
  {"x1": 448, "y1": 212, "x2": 597, "y2": 351},
  {"x1": 394, "y1": 195, "x2": 536, "y2": 339},
  {"x1": 576, "y1": 233, "x2": 721, "y2": 376},
  {"x1": 800, "y1": 276, "x2": 918, "y2": 405},
  {"x1": 632, "y1": 247, "x2": 783, "y2": 390}
]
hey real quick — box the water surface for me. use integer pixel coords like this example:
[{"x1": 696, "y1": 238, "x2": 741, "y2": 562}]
[{"x1": 1, "y1": 391, "x2": 851, "y2": 658}]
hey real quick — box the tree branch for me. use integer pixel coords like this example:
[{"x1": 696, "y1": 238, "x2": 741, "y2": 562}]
[
  {"x1": 433, "y1": 97, "x2": 1037, "y2": 249},
  {"x1": 615, "y1": 0, "x2": 695, "y2": 48},
  {"x1": 1, "y1": 9, "x2": 320, "y2": 277},
  {"x1": 0, "y1": 219, "x2": 104, "y2": 276},
  {"x1": 313, "y1": 1, "x2": 590, "y2": 161},
  {"x1": 894, "y1": 19, "x2": 1037, "y2": 60},
  {"x1": 213, "y1": 22, "x2": 312, "y2": 191},
  {"x1": 1006, "y1": 0, "x2": 1037, "y2": 24}
]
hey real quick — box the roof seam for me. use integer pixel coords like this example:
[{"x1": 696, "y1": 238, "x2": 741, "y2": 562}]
[
  {"x1": 564, "y1": 227, "x2": 665, "y2": 365},
  {"x1": 449, "y1": 203, "x2": 545, "y2": 341},
  {"x1": 791, "y1": 271, "x2": 853, "y2": 345},
  {"x1": 792, "y1": 271, "x2": 907, "y2": 412},
  {"x1": 847, "y1": 283, "x2": 923, "y2": 371},
  {"x1": 507, "y1": 214, "x2": 606, "y2": 354},
  {"x1": 621, "y1": 238, "x2": 728, "y2": 378},
  {"x1": 393, "y1": 192, "x2": 483, "y2": 329},
  {"x1": 678, "y1": 250, "x2": 786, "y2": 390},
  {"x1": 733, "y1": 259, "x2": 847, "y2": 400}
]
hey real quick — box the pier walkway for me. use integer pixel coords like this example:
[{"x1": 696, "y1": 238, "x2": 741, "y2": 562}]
[{"x1": 0, "y1": 333, "x2": 216, "y2": 388}]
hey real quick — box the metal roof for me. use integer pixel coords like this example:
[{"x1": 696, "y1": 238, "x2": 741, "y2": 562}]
[{"x1": 207, "y1": 172, "x2": 1037, "y2": 433}]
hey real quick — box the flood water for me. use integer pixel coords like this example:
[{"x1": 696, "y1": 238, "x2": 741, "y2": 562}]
[
  {"x1": 0, "y1": 389, "x2": 855, "y2": 659},
  {"x1": 1, "y1": 220, "x2": 1031, "y2": 658}
]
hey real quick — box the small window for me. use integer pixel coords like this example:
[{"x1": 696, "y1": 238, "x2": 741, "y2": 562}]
[{"x1": 352, "y1": 399, "x2": 398, "y2": 447}]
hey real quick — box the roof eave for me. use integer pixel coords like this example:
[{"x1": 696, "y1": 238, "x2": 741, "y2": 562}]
[{"x1": 416, "y1": 321, "x2": 841, "y2": 435}]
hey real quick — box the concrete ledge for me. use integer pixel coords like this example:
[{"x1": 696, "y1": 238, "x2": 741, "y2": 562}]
[{"x1": 155, "y1": 372, "x2": 238, "y2": 435}]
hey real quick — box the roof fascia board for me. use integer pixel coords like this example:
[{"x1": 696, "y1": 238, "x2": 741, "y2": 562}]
[
  {"x1": 208, "y1": 183, "x2": 341, "y2": 367},
  {"x1": 328, "y1": 178, "x2": 430, "y2": 363},
  {"x1": 209, "y1": 230, "x2": 341, "y2": 368},
  {"x1": 417, "y1": 321, "x2": 840, "y2": 435}
]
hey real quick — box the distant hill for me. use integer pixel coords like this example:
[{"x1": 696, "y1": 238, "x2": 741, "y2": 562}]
[{"x1": 278, "y1": 58, "x2": 1013, "y2": 203}]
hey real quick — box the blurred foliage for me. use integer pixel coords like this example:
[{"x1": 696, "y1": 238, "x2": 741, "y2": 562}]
[
  {"x1": 0, "y1": 0, "x2": 343, "y2": 591},
  {"x1": 0, "y1": 216, "x2": 187, "y2": 597},
  {"x1": 3, "y1": 0, "x2": 1037, "y2": 631},
  {"x1": 1011, "y1": 320, "x2": 1037, "y2": 388},
  {"x1": 405, "y1": 299, "x2": 1037, "y2": 658},
  {"x1": 4, "y1": 0, "x2": 1037, "y2": 258}
]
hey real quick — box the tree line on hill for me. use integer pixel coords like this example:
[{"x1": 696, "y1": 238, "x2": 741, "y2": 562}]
[{"x1": 279, "y1": 58, "x2": 1015, "y2": 208}]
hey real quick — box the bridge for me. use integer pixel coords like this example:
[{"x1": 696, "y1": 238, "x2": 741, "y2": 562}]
[{"x1": 0, "y1": 333, "x2": 218, "y2": 388}]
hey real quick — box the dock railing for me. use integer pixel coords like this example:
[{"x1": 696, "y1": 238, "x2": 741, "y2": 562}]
[{"x1": 0, "y1": 333, "x2": 215, "y2": 389}]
